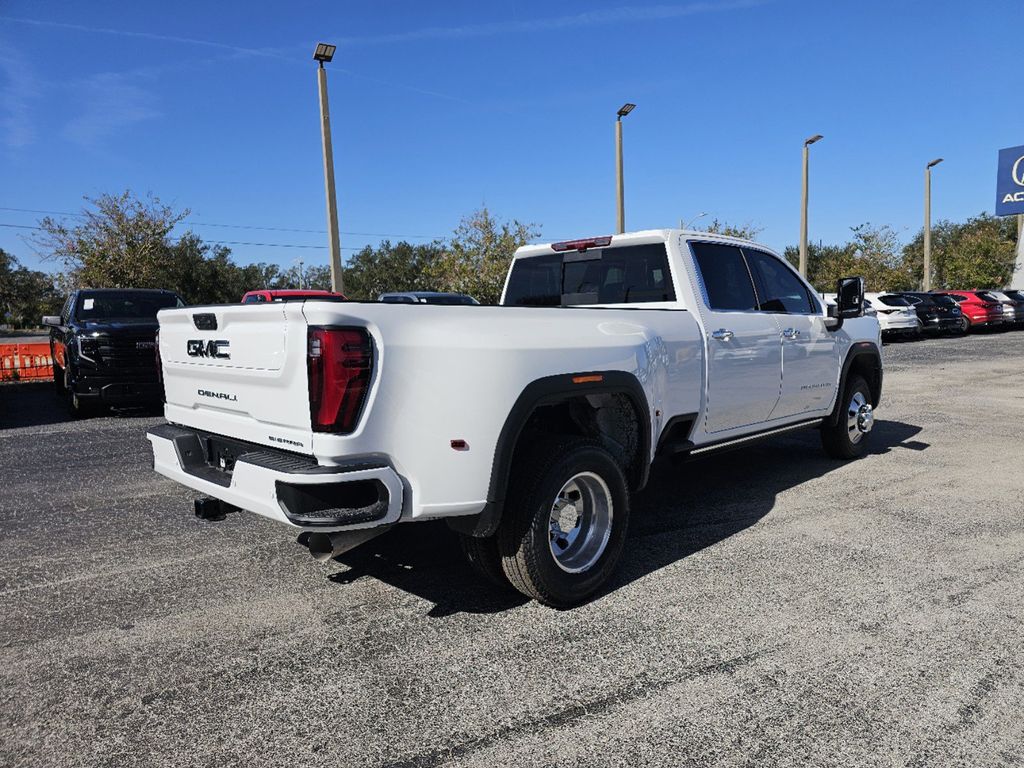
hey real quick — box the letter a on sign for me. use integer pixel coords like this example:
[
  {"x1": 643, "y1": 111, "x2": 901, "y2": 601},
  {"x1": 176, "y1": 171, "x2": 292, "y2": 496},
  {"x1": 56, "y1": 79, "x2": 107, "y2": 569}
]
[{"x1": 996, "y1": 145, "x2": 1024, "y2": 216}]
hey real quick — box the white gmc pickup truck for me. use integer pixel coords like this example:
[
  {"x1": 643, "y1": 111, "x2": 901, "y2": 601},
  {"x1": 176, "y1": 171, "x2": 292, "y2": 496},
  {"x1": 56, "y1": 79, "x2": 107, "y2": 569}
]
[{"x1": 148, "y1": 229, "x2": 882, "y2": 607}]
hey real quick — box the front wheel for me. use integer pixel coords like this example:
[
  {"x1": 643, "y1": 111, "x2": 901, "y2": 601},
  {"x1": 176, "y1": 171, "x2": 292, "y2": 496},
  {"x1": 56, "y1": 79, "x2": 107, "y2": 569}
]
[
  {"x1": 52, "y1": 362, "x2": 65, "y2": 394},
  {"x1": 64, "y1": 367, "x2": 98, "y2": 419},
  {"x1": 498, "y1": 439, "x2": 630, "y2": 608},
  {"x1": 821, "y1": 375, "x2": 874, "y2": 460}
]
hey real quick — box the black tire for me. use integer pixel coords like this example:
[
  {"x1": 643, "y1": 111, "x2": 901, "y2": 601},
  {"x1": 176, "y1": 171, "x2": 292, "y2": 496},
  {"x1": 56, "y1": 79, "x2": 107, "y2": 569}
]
[
  {"x1": 498, "y1": 438, "x2": 630, "y2": 608},
  {"x1": 821, "y1": 374, "x2": 873, "y2": 460},
  {"x1": 64, "y1": 367, "x2": 98, "y2": 419},
  {"x1": 457, "y1": 533, "x2": 510, "y2": 588},
  {"x1": 958, "y1": 316, "x2": 970, "y2": 334},
  {"x1": 52, "y1": 362, "x2": 65, "y2": 394}
]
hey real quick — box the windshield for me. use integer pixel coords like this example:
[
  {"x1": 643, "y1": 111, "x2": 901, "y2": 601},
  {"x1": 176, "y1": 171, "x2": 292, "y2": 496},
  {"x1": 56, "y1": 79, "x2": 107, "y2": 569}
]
[
  {"x1": 75, "y1": 292, "x2": 182, "y2": 321},
  {"x1": 504, "y1": 243, "x2": 675, "y2": 306}
]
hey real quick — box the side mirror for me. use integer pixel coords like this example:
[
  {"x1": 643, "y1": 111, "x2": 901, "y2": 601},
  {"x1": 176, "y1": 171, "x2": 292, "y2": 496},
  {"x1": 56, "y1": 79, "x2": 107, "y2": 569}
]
[
  {"x1": 42, "y1": 315, "x2": 61, "y2": 327},
  {"x1": 836, "y1": 277, "x2": 865, "y2": 319}
]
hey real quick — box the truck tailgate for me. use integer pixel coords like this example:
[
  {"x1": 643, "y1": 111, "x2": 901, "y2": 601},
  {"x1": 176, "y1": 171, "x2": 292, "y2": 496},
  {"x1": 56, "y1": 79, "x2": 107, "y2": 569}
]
[{"x1": 157, "y1": 303, "x2": 314, "y2": 453}]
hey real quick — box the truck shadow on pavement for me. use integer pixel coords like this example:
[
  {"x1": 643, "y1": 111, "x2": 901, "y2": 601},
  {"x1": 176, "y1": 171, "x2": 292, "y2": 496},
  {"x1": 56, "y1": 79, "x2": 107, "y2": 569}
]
[
  {"x1": 0, "y1": 381, "x2": 160, "y2": 429},
  {"x1": 324, "y1": 419, "x2": 926, "y2": 616}
]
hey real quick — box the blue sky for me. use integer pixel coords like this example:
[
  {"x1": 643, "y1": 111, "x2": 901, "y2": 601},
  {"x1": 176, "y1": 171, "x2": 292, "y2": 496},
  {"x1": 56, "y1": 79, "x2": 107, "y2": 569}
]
[{"x1": 1, "y1": 0, "x2": 1020, "y2": 274}]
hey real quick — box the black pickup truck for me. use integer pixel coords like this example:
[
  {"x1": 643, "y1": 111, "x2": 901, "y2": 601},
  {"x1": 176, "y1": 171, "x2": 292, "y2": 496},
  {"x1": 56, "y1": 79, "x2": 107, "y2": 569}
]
[{"x1": 43, "y1": 288, "x2": 183, "y2": 416}]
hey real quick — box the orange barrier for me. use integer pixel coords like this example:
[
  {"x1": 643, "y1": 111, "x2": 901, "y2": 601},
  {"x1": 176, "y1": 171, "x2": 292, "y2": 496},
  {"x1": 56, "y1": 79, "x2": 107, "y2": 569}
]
[{"x1": 0, "y1": 343, "x2": 53, "y2": 382}]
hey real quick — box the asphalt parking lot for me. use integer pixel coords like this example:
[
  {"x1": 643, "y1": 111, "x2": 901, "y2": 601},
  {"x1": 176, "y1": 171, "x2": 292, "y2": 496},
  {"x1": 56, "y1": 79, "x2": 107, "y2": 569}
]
[{"x1": 2, "y1": 331, "x2": 1023, "y2": 768}]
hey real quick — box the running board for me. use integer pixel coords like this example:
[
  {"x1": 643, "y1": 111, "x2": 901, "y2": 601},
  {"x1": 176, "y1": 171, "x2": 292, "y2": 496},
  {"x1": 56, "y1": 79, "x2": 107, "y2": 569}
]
[{"x1": 689, "y1": 418, "x2": 824, "y2": 456}]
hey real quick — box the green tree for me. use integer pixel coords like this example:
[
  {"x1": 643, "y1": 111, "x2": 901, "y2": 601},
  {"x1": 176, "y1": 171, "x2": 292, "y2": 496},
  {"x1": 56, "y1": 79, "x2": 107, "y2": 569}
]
[
  {"x1": 0, "y1": 249, "x2": 62, "y2": 328},
  {"x1": 33, "y1": 191, "x2": 188, "y2": 288},
  {"x1": 342, "y1": 240, "x2": 445, "y2": 300},
  {"x1": 784, "y1": 223, "x2": 912, "y2": 293},
  {"x1": 158, "y1": 234, "x2": 255, "y2": 304},
  {"x1": 701, "y1": 219, "x2": 764, "y2": 240},
  {"x1": 902, "y1": 213, "x2": 1018, "y2": 289},
  {"x1": 302, "y1": 265, "x2": 333, "y2": 291},
  {"x1": 424, "y1": 208, "x2": 540, "y2": 304}
]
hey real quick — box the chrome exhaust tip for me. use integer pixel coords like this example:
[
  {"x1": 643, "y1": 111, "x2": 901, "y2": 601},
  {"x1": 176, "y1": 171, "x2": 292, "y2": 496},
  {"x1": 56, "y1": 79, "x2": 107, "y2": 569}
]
[{"x1": 306, "y1": 526, "x2": 393, "y2": 562}]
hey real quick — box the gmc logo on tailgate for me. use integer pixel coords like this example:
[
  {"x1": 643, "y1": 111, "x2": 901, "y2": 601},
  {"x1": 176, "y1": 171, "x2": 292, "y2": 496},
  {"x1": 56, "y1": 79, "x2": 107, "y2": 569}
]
[{"x1": 187, "y1": 339, "x2": 230, "y2": 359}]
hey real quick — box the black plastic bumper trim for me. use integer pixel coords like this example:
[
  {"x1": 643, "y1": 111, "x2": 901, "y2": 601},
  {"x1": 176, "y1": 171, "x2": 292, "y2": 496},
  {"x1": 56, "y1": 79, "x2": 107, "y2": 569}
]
[{"x1": 275, "y1": 479, "x2": 390, "y2": 527}]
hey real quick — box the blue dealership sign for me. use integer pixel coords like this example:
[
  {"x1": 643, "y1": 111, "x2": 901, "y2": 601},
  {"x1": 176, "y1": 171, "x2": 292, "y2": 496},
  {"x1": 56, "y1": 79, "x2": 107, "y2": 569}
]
[{"x1": 996, "y1": 145, "x2": 1024, "y2": 216}]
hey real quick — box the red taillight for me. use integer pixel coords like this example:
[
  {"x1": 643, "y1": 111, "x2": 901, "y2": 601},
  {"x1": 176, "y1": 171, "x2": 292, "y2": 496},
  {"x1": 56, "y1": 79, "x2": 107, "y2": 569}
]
[
  {"x1": 552, "y1": 236, "x2": 613, "y2": 252},
  {"x1": 307, "y1": 327, "x2": 372, "y2": 433}
]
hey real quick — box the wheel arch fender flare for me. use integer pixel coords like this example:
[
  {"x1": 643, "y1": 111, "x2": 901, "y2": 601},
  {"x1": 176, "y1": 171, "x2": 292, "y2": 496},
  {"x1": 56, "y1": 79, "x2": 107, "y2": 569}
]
[
  {"x1": 827, "y1": 342, "x2": 883, "y2": 427},
  {"x1": 449, "y1": 370, "x2": 652, "y2": 539}
]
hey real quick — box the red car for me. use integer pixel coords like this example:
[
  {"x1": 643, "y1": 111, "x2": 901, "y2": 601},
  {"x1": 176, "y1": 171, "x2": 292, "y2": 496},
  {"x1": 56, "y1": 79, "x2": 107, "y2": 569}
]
[
  {"x1": 932, "y1": 291, "x2": 1004, "y2": 332},
  {"x1": 241, "y1": 289, "x2": 345, "y2": 304}
]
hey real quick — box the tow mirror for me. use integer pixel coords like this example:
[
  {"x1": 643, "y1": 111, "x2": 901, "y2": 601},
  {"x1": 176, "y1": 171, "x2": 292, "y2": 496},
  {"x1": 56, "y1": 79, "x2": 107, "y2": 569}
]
[
  {"x1": 42, "y1": 315, "x2": 61, "y2": 327},
  {"x1": 836, "y1": 277, "x2": 865, "y2": 319},
  {"x1": 824, "y1": 277, "x2": 864, "y2": 332}
]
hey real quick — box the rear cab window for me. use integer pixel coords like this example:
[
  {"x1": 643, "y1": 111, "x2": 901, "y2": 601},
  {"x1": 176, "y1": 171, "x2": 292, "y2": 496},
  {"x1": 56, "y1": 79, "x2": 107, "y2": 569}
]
[{"x1": 504, "y1": 243, "x2": 676, "y2": 307}]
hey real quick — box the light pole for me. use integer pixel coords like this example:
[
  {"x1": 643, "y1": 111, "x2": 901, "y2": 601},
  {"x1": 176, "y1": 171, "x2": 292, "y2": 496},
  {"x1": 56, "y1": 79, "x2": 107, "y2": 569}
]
[
  {"x1": 615, "y1": 103, "x2": 635, "y2": 234},
  {"x1": 799, "y1": 134, "x2": 823, "y2": 278},
  {"x1": 313, "y1": 42, "x2": 344, "y2": 294},
  {"x1": 923, "y1": 157, "x2": 943, "y2": 291},
  {"x1": 680, "y1": 212, "x2": 707, "y2": 230}
]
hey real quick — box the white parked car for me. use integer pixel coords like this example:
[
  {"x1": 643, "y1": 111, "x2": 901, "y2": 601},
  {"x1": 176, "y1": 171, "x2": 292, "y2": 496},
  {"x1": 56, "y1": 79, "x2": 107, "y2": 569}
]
[
  {"x1": 984, "y1": 290, "x2": 1022, "y2": 326},
  {"x1": 822, "y1": 294, "x2": 876, "y2": 318},
  {"x1": 864, "y1": 293, "x2": 920, "y2": 339},
  {"x1": 148, "y1": 229, "x2": 883, "y2": 607}
]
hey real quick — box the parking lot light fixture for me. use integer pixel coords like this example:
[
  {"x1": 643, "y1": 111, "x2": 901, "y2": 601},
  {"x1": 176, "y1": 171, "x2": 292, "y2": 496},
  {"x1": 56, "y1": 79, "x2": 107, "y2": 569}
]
[
  {"x1": 313, "y1": 42, "x2": 344, "y2": 294},
  {"x1": 682, "y1": 212, "x2": 707, "y2": 230},
  {"x1": 616, "y1": 103, "x2": 635, "y2": 234},
  {"x1": 313, "y1": 43, "x2": 336, "y2": 65},
  {"x1": 799, "y1": 134, "x2": 824, "y2": 278},
  {"x1": 924, "y1": 158, "x2": 943, "y2": 292}
]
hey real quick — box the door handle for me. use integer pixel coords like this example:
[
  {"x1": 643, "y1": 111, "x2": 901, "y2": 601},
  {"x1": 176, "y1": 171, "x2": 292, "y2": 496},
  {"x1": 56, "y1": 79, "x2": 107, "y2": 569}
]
[
  {"x1": 711, "y1": 329, "x2": 734, "y2": 341},
  {"x1": 781, "y1": 327, "x2": 800, "y2": 339}
]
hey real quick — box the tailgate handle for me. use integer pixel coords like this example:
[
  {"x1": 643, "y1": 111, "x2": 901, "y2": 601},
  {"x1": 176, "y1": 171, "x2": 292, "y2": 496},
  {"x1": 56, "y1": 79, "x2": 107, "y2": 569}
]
[{"x1": 193, "y1": 313, "x2": 218, "y2": 330}]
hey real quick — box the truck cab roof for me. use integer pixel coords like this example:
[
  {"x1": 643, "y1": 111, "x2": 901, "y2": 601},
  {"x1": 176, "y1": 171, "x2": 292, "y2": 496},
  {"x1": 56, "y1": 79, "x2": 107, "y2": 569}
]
[{"x1": 512, "y1": 229, "x2": 770, "y2": 261}]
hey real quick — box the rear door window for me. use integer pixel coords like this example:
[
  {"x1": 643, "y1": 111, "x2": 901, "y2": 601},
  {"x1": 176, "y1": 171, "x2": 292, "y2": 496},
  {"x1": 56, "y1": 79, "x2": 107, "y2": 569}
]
[
  {"x1": 689, "y1": 242, "x2": 758, "y2": 311},
  {"x1": 743, "y1": 249, "x2": 816, "y2": 314}
]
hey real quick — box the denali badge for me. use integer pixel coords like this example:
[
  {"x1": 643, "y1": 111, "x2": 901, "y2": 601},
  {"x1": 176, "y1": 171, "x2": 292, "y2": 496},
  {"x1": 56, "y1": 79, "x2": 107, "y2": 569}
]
[
  {"x1": 187, "y1": 339, "x2": 230, "y2": 359},
  {"x1": 136, "y1": 341, "x2": 156, "y2": 350},
  {"x1": 198, "y1": 388, "x2": 238, "y2": 402},
  {"x1": 268, "y1": 435, "x2": 304, "y2": 448}
]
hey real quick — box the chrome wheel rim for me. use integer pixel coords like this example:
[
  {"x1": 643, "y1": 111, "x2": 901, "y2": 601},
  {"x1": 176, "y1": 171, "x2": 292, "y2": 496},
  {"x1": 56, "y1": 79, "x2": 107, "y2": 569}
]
[
  {"x1": 548, "y1": 472, "x2": 613, "y2": 573},
  {"x1": 847, "y1": 391, "x2": 873, "y2": 444}
]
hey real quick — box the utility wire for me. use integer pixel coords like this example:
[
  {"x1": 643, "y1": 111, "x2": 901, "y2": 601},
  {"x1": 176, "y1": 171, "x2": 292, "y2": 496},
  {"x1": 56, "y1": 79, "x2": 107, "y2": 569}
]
[
  {"x1": 0, "y1": 207, "x2": 442, "y2": 240},
  {"x1": 0, "y1": 222, "x2": 364, "y2": 250}
]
